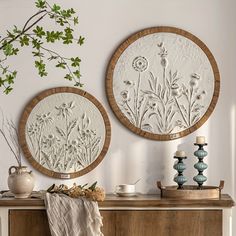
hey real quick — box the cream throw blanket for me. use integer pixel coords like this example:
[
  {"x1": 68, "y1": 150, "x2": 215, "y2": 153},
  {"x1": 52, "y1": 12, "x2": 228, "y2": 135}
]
[{"x1": 45, "y1": 193, "x2": 104, "y2": 236}]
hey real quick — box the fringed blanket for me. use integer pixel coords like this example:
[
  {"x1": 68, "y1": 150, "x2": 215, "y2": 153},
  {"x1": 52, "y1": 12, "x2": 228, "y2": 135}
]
[{"x1": 45, "y1": 193, "x2": 103, "y2": 236}]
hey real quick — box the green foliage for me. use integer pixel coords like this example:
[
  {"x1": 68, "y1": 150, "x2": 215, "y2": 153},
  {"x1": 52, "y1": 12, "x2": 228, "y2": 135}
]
[
  {"x1": 62, "y1": 28, "x2": 74, "y2": 44},
  {"x1": 13, "y1": 25, "x2": 22, "y2": 34},
  {"x1": 35, "y1": 60, "x2": 47, "y2": 77},
  {"x1": 52, "y1": 4, "x2": 61, "y2": 13},
  {"x1": 71, "y1": 57, "x2": 81, "y2": 67},
  {"x1": 88, "y1": 181, "x2": 97, "y2": 191},
  {"x1": 73, "y1": 17, "x2": 79, "y2": 25},
  {"x1": 0, "y1": 0, "x2": 84, "y2": 94},
  {"x1": 78, "y1": 36, "x2": 85, "y2": 45},
  {"x1": 32, "y1": 38, "x2": 43, "y2": 50},
  {"x1": 33, "y1": 26, "x2": 45, "y2": 38},
  {"x1": 19, "y1": 35, "x2": 29, "y2": 46},
  {"x1": 56, "y1": 61, "x2": 66, "y2": 69},
  {"x1": 35, "y1": 0, "x2": 46, "y2": 9},
  {"x1": 73, "y1": 70, "x2": 81, "y2": 79},
  {"x1": 3, "y1": 43, "x2": 19, "y2": 56},
  {"x1": 64, "y1": 73, "x2": 72, "y2": 81},
  {"x1": 0, "y1": 70, "x2": 17, "y2": 94}
]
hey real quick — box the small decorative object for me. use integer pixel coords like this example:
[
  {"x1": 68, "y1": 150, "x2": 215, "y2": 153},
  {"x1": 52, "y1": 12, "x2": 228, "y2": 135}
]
[
  {"x1": 115, "y1": 184, "x2": 137, "y2": 197},
  {"x1": 0, "y1": 110, "x2": 35, "y2": 198},
  {"x1": 175, "y1": 150, "x2": 186, "y2": 158},
  {"x1": 8, "y1": 166, "x2": 35, "y2": 198},
  {"x1": 196, "y1": 136, "x2": 206, "y2": 144},
  {"x1": 157, "y1": 180, "x2": 224, "y2": 199},
  {"x1": 106, "y1": 27, "x2": 220, "y2": 140},
  {"x1": 157, "y1": 137, "x2": 223, "y2": 199},
  {"x1": 0, "y1": 0, "x2": 85, "y2": 94},
  {"x1": 19, "y1": 87, "x2": 111, "y2": 179},
  {"x1": 173, "y1": 151, "x2": 187, "y2": 189},
  {"x1": 115, "y1": 184, "x2": 136, "y2": 193},
  {"x1": 47, "y1": 181, "x2": 105, "y2": 201},
  {"x1": 114, "y1": 179, "x2": 141, "y2": 197},
  {"x1": 193, "y1": 137, "x2": 208, "y2": 188}
]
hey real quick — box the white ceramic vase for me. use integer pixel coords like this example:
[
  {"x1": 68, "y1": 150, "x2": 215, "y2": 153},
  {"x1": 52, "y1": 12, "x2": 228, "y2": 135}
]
[{"x1": 8, "y1": 166, "x2": 35, "y2": 198}]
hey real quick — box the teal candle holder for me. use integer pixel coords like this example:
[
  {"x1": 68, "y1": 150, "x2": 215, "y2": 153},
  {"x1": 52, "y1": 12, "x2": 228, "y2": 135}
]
[
  {"x1": 173, "y1": 156, "x2": 187, "y2": 189},
  {"x1": 193, "y1": 143, "x2": 208, "y2": 189}
]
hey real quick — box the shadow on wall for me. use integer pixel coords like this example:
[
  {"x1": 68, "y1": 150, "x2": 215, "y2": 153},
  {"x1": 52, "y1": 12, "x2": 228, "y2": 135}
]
[
  {"x1": 230, "y1": 105, "x2": 236, "y2": 197},
  {"x1": 103, "y1": 122, "x2": 182, "y2": 194},
  {"x1": 102, "y1": 119, "x2": 214, "y2": 194},
  {"x1": 122, "y1": 138, "x2": 180, "y2": 194},
  {"x1": 230, "y1": 105, "x2": 236, "y2": 236},
  {"x1": 145, "y1": 141, "x2": 175, "y2": 194},
  {"x1": 207, "y1": 104, "x2": 235, "y2": 194}
]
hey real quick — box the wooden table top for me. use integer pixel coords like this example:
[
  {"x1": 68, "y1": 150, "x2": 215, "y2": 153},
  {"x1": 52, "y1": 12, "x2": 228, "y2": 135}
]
[{"x1": 0, "y1": 194, "x2": 234, "y2": 208}]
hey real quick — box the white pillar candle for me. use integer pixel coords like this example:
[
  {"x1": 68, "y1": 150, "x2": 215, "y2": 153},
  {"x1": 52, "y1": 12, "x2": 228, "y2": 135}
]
[
  {"x1": 175, "y1": 150, "x2": 186, "y2": 157},
  {"x1": 196, "y1": 136, "x2": 205, "y2": 144}
]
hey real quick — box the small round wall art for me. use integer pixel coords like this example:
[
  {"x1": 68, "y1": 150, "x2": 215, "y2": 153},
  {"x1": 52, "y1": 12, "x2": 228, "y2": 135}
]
[
  {"x1": 19, "y1": 87, "x2": 111, "y2": 179},
  {"x1": 106, "y1": 26, "x2": 220, "y2": 140}
]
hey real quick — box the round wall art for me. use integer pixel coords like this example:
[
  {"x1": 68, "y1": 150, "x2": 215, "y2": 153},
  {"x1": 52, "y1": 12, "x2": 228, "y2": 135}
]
[
  {"x1": 106, "y1": 27, "x2": 220, "y2": 140},
  {"x1": 19, "y1": 87, "x2": 111, "y2": 179}
]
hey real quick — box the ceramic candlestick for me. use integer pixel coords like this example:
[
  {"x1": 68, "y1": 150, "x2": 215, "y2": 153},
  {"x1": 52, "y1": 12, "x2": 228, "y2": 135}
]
[
  {"x1": 193, "y1": 143, "x2": 208, "y2": 189},
  {"x1": 173, "y1": 154, "x2": 187, "y2": 189}
]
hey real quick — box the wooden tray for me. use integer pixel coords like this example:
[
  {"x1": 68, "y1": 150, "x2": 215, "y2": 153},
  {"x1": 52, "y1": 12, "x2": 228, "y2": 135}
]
[{"x1": 157, "y1": 181, "x2": 224, "y2": 199}]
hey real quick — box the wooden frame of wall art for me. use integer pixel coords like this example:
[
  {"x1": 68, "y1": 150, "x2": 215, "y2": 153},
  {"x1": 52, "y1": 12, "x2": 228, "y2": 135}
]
[
  {"x1": 19, "y1": 87, "x2": 111, "y2": 179},
  {"x1": 106, "y1": 26, "x2": 220, "y2": 140}
]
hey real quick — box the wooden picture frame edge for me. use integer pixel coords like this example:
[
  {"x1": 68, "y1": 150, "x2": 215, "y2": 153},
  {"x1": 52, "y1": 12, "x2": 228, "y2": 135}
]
[
  {"x1": 106, "y1": 26, "x2": 220, "y2": 141},
  {"x1": 19, "y1": 87, "x2": 111, "y2": 179}
]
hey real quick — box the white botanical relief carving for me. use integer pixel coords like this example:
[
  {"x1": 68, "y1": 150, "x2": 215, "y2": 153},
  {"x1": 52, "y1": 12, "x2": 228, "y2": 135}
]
[
  {"x1": 114, "y1": 33, "x2": 213, "y2": 135},
  {"x1": 26, "y1": 95, "x2": 105, "y2": 173}
]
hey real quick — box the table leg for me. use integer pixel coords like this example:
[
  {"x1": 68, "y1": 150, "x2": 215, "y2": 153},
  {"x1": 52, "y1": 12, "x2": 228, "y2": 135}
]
[{"x1": 0, "y1": 208, "x2": 8, "y2": 236}]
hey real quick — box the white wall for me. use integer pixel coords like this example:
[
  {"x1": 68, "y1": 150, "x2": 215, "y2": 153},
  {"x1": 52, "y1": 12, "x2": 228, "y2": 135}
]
[{"x1": 0, "y1": 0, "x2": 236, "y2": 233}]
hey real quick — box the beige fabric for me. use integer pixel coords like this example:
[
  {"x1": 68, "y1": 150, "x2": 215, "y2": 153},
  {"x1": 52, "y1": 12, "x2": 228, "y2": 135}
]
[{"x1": 45, "y1": 193, "x2": 103, "y2": 236}]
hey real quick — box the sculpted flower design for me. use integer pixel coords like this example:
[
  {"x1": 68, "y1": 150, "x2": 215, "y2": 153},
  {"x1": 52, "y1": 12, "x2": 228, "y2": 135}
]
[
  {"x1": 119, "y1": 42, "x2": 206, "y2": 134},
  {"x1": 132, "y1": 56, "x2": 148, "y2": 72},
  {"x1": 190, "y1": 73, "x2": 201, "y2": 87},
  {"x1": 120, "y1": 90, "x2": 129, "y2": 101},
  {"x1": 149, "y1": 102, "x2": 157, "y2": 111},
  {"x1": 68, "y1": 139, "x2": 79, "y2": 155},
  {"x1": 171, "y1": 84, "x2": 181, "y2": 97},
  {"x1": 42, "y1": 134, "x2": 60, "y2": 149},
  {"x1": 191, "y1": 73, "x2": 201, "y2": 80},
  {"x1": 28, "y1": 123, "x2": 40, "y2": 137},
  {"x1": 56, "y1": 101, "x2": 75, "y2": 118},
  {"x1": 196, "y1": 91, "x2": 206, "y2": 101},
  {"x1": 26, "y1": 102, "x2": 102, "y2": 172},
  {"x1": 36, "y1": 113, "x2": 53, "y2": 125},
  {"x1": 158, "y1": 42, "x2": 168, "y2": 69},
  {"x1": 123, "y1": 80, "x2": 134, "y2": 86}
]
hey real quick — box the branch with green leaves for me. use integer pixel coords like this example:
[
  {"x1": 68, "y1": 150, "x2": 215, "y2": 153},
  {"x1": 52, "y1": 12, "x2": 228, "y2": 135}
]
[{"x1": 0, "y1": 0, "x2": 85, "y2": 94}]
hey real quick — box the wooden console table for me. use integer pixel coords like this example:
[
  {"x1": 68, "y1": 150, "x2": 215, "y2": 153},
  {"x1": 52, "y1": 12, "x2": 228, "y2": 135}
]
[{"x1": 0, "y1": 194, "x2": 234, "y2": 236}]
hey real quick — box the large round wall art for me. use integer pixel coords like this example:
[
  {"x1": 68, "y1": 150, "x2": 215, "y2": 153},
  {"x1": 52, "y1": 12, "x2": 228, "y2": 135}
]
[
  {"x1": 106, "y1": 27, "x2": 220, "y2": 140},
  {"x1": 19, "y1": 87, "x2": 111, "y2": 179}
]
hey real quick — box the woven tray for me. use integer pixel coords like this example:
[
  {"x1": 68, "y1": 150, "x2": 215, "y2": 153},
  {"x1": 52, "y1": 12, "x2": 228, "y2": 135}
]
[{"x1": 157, "y1": 181, "x2": 224, "y2": 199}]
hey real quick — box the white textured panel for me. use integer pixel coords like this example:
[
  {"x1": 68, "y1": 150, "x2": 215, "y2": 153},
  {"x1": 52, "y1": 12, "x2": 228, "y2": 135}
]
[
  {"x1": 113, "y1": 33, "x2": 214, "y2": 134},
  {"x1": 25, "y1": 93, "x2": 106, "y2": 173}
]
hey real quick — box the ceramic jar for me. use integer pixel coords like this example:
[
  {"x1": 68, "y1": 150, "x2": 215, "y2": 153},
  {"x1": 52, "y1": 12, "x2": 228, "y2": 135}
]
[{"x1": 8, "y1": 166, "x2": 35, "y2": 198}]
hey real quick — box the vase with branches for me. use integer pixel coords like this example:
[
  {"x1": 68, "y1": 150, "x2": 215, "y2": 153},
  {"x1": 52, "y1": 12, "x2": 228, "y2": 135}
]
[
  {"x1": 0, "y1": 110, "x2": 35, "y2": 198},
  {"x1": 0, "y1": 110, "x2": 22, "y2": 166}
]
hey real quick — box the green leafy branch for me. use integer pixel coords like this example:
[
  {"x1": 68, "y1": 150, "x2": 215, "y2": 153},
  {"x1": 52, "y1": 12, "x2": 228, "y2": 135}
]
[{"x1": 0, "y1": 0, "x2": 85, "y2": 94}]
